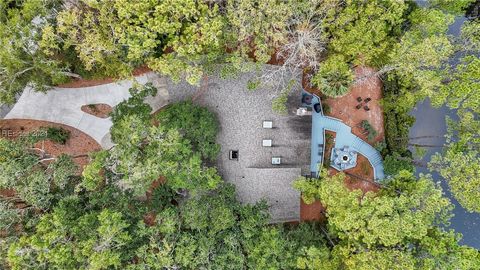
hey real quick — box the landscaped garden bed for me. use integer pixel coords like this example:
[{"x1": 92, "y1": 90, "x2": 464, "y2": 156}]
[
  {"x1": 0, "y1": 119, "x2": 101, "y2": 169},
  {"x1": 81, "y1": 104, "x2": 113, "y2": 119}
]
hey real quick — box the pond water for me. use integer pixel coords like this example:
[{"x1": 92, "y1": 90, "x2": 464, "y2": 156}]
[{"x1": 408, "y1": 14, "x2": 480, "y2": 248}]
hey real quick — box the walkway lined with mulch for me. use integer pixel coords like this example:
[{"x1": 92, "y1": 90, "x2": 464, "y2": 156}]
[
  {"x1": 5, "y1": 73, "x2": 168, "y2": 148},
  {"x1": 310, "y1": 95, "x2": 385, "y2": 180}
]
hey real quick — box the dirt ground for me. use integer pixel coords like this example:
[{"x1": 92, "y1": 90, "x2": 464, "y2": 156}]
[
  {"x1": 341, "y1": 153, "x2": 379, "y2": 193},
  {"x1": 58, "y1": 66, "x2": 152, "y2": 88},
  {"x1": 323, "y1": 130, "x2": 336, "y2": 164},
  {"x1": 0, "y1": 119, "x2": 101, "y2": 169},
  {"x1": 81, "y1": 104, "x2": 113, "y2": 119},
  {"x1": 326, "y1": 151, "x2": 378, "y2": 193},
  {"x1": 302, "y1": 70, "x2": 322, "y2": 97},
  {"x1": 300, "y1": 198, "x2": 326, "y2": 222},
  {"x1": 323, "y1": 66, "x2": 385, "y2": 144}
]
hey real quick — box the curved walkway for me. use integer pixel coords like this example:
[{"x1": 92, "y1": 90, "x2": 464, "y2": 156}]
[
  {"x1": 4, "y1": 72, "x2": 168, "y2": 149},
  {"x1": 310, "y1": 95, "x2": 385, "y2": 180}
]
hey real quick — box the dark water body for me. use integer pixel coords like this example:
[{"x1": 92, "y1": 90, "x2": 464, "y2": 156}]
[
  {"x1": 409, "y1": 100, "x2": 480, "y2": 248},
  {"x1": 408, "y1": 14, "x2": 480, "y2": 248}
]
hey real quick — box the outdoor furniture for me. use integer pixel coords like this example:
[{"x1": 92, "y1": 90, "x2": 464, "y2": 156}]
[
  {"x1": 262, "y1": 139, "x2": 272, "y2": 147},
  {"x1": 302, "y1": 94, "x2": 313, "y2": 105},
  {"x1": 365, "y1": 97, "x2": 372, "y2": 103},
  {"x1": 356, "y1": 97, "x2": 363, "y2": 102},
  {"x1": 263, "y1": 120, "x2": 273, "y2": 128},
  {"x1": 297, "y1": 107, "x2": 312, "y2": 116},
  {"x1": 356, "y1": 104, "x2": 362, "y2": 109},
  {"x1": 330, "y1": 146, "x2": 358, "y2": 171},
  {"x1": 229, "y1": 150, "x2": 239, "y2": 160},
  {"x1": 272, "y1": 157, "x2": 281, "y2": 165},
  {"x1": 364, "y1": 106, "x2": 370, "y2": 111}
]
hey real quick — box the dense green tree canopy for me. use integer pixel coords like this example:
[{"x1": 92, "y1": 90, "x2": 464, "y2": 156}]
[
  {"x1": 96, "y1": 85, "x2": 222, "y2": 196},
  {"x1": 43, "y1": 0, "x2": 225, "y2": 85},
  {"x1": 225, "y1": 0, "x2": 293, "y2": 65},
  {"x1": 295, "y1": 170, "x2": 480, "y2": 269},
  {"x1": 0, "y1": 138, "x2": 77, "y2": 209},
  {"x1": 0, "y1": 0, "x2": 69, "y2": 104},
  {"x1": 383, "y1": 153, "x2": 415, "y2": 177},
  {"x1": 156, "y1": 100, "x2": 220, "y2": 161},
  {"x1": 388, "y1": 7, "x2": 455, "y2": 98},
  {"x1": 428, "y1": 0, "x2": 477, "y2": 15},
  {"x1": 428, "y1": 16, "x2": 480, "y2": 214},
  {"x1": 430, "y1": 110, "x2": 480, "y2": 213},
  {"x1": 2, "y1": 1, "x2": 480, "y2": 269},
  {"x1": 327, "y1": 0, "x2": 408, "y2": 67}
]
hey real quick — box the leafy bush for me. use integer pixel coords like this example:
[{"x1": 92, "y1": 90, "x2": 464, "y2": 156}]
[
  {"x1": 374, "y1": 140, "x2": 387, "y2": 155},
  {"x1": 384, "y1": 153, "x2": 415, "y2": 177},
  {"x1": 156, "y1": 101, "x2": 220, "y2": 161},
  {"x1": 43, "y1": 127, "x2": 70, "y2": 144},
  {"x1": 321, "y1": 102, "x2": 331, "y2": 114},
  {"x1": 272, "y1": 89, "x2": 289, "y2": 115},
  {"x1": 82, "y1": 150, "x2": 109, "y2": 191},
  {"x1": 150, "y1": 184, "x2": 178, "y2": 211},
  {"x1": 382, "y1": 74, "x2": 416, "y2": 157},
  {"x1": 360, "y1": 120, "x2": 378, "y2": 142},
  {"x1": 311, "y1": 54, "x2": 354, "y2": 97},
  {"x1": 293, "y1": 176, "x2": 322, "y2": 204},
  {"x1": 110, "y1": 83, "x2": 157, "y2": 143},
  {"x1": 111, "y1": 83, "x2": 157, "y2": 124}
]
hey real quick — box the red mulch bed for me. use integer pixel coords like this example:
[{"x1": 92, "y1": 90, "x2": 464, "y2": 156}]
[
  {"x1": 81, "y1": 104, "x2": 113, "y2": 119},
  {"x1": 343, "y1": 154, "x2": 379, "y2": 193},
  {"x1": 58, "y1": 66, "x2": 152, "y2": 88},
  {"x1": 323, "y1": 130, "x2": 336, "y2": 164},
  {"x1": 300, "y1": 198, "x2": 326, "y2": 222},
  {"x1": 0, "y1": 120, "x2": 102, "y2": 219},
  {"x1": 0, "y1": 119, "x2": 101, "y2": 169},
  {"x1": 323, "y1": 66, "x2": 385, "y2": 144},
  {"x1": 302, "y1": 70, "x2": 322, "y2": 97}
]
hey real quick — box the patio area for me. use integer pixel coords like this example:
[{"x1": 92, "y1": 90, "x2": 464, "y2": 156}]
[{"x1": 323, "y1": 66, "x2": 385, "y2": 144}]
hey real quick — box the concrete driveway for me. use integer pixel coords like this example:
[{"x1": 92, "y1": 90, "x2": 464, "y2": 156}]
[{"x1": 4, "y1": 72, "x2": 168, "y2": 148}]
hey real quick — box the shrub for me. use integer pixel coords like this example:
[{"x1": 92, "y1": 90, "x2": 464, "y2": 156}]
[
  {"x1": 247, "y1": 79, "x2": 261, "y2": 91},
  {"x1": 311, "y1": 54, "x2": 354, "y2": 97},
  {"x1": 384, "y1": 153, "x2": 415, "y2": 177},
  {"x1": 110, "y1": 83, "x2": 157, "y2": 143},
  {"x1": 272, "y1": 90, "x2": 289, "y2": 115},
  {"x1": 43, "y1": 127, "x2": 70, "y2": 144},
  {"x1": 82, "y1": 150, "x2": 109, "y2": 191},
  {"x1": 360, "y1": 120, "x2": 378, "y2": 142},
  {"x1": 321, "y1": 102, "x2": 331, "y2": 114},
  {"x1": 110, "y1": 83, "x2": 157, "y2": 125},
  {"x1": 150, "y1": 184, "x2": 177, "y2": 211}
]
